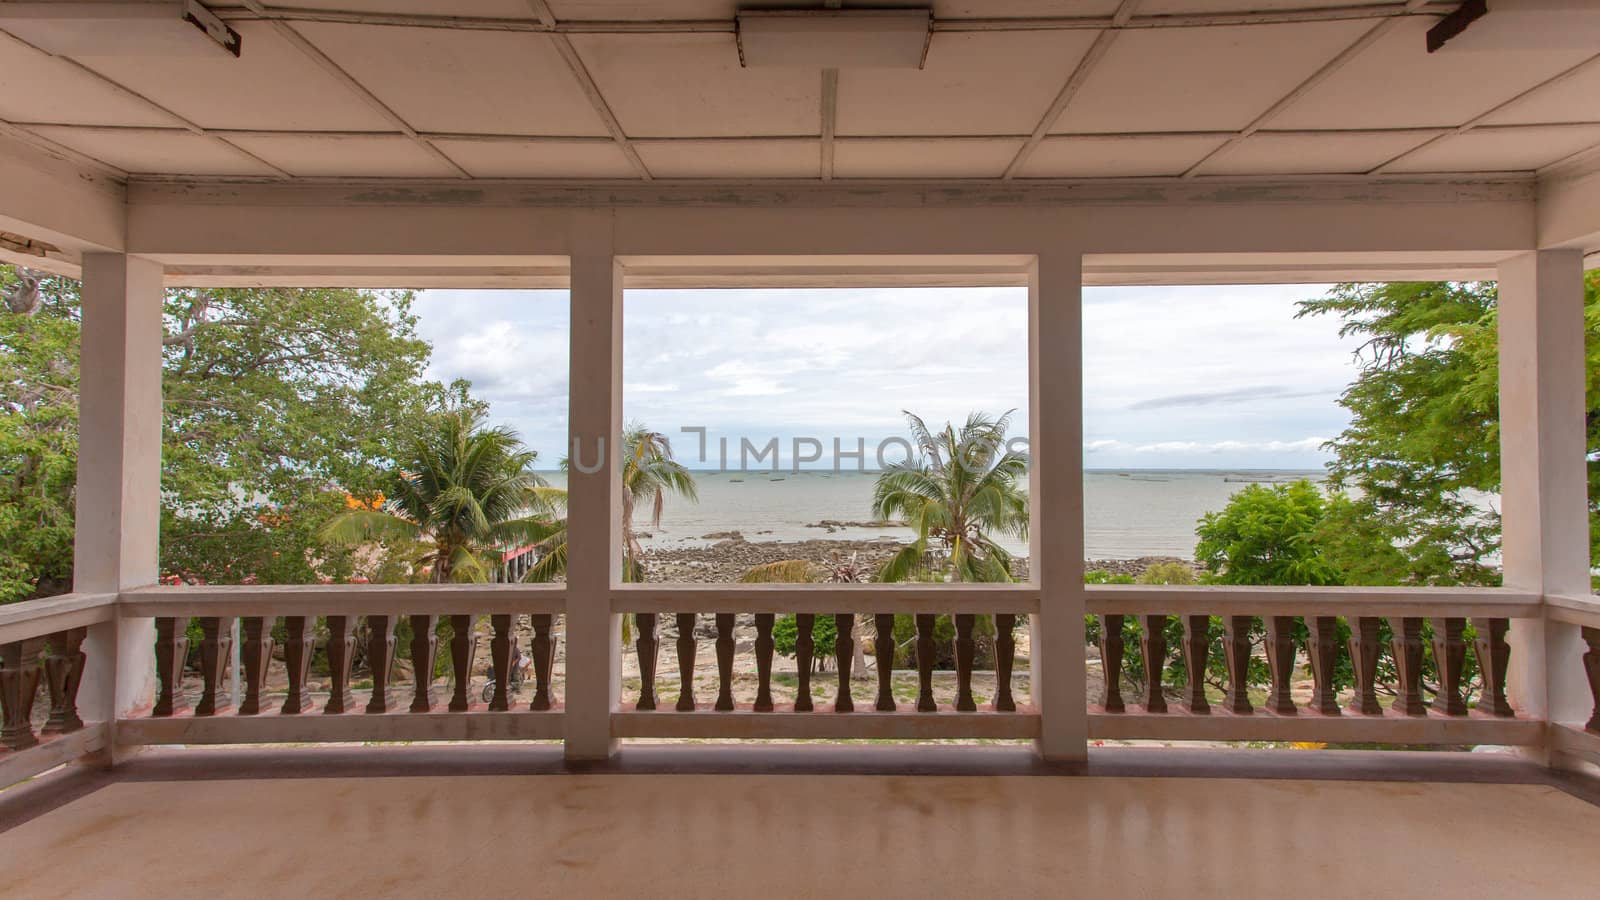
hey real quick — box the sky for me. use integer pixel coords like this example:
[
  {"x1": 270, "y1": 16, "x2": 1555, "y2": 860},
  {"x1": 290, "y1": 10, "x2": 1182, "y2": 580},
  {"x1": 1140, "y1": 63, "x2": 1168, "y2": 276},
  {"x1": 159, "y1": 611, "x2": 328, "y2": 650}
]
[{"x1": 412, "y1": 283, "x2": 1364, "y2": 471}]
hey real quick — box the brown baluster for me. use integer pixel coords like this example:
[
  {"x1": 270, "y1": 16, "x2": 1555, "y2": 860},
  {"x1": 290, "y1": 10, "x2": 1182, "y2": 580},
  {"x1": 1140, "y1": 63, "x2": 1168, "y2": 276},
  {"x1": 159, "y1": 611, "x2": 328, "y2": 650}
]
[
  {"x1": 1306, "y1": 616, "x2": 1341, "y2": 716},
  {"x1": 1391, "y1": 617, "x2": 1427, "y2": 716},
  {"x1": 530, "y1": 614, "x2": 555, "y2": 711},
  {"x1": 715, "y1": 613, "x2": 736, "y2": 711},
  {"x1": 1583, "y1": 627, "x2": 1600, "y2": 733},
  {"x1": 994, "y1": 613, "x2": 1017, "y2": 712},
  {"x1": 1140, "y1": 614, "x2": 1168, "y2": 713},
  {"x1": 238, "y1": 617, "x2": 274, "y2": 715},
  {"x1": 754, "y1": 613, "x2": 775, "y2": 712},
  {"x1": 675, "y1": 612, "x2": 698, "y2": 711},
  {"x1": 365, "y1": 615, "x2": 398, "y2": 714},
  {"x1": 1098, "y1": 614, "x2": 1126, "y2": 713},
  {"x1": 954, "y1": 614, "x2": 977, "y2": 712},
  {"x1": 42, "y1": 627, "x2": 87, "y2": 734},
  {"x1": 409, "y1": 614, "x2": 439, "y2": 713},
  {"x1": 834, "y1": 613, "x2": 855, "y2": 712},
  {"x1": 1263, "y1": 616, "x2": 1297, "y2": 715},
  {"x1": 1222, "y1": 615, "x2": 1253, "y2": 715},
  {"x1": 635, "y1": 612, "x2": 659, "y2": 711},
  {"x1": 448, "y1": 614, "x2": 476, "y2": 713},
  {"x1": 195, "y1": 617, "x2": 234, "y2": 716},
  {"x1": 323, "y1": 616, "x2": 356, "y2": 713},
  {"x1": 1472, "y1": 617, "x2": 1513, "y2": 717},
  {"x1": 1347, "y1": 616, "x2": 1383, "y2": 715},
  {"x1": 488, "y1": 614, "x2": 512, "y2": 712},
  {"x1": 278, "y1": 617, "x2": 315, "y2": 714},
  {"x1": 1430, "y1": 616, "x2": 1467, "y2": 716},
  {"x1": 1, "y1": 640, "x2": 43, "y2": 750},
  {"x1": 874, "y1": 613, "x2": 896, "y2": 711},
  {"x1": 153, "y1": 616, "x2": 191, "y2": 717},
  {"x1": 793, "y1": 613, "x2": 814, "y2": 712},
  {"x1": 1180, "y1": 614, "x2": 1209, "y2": 714},
  {"x1": 913, "y1": 613, "x2": 936, "y2": 712}
]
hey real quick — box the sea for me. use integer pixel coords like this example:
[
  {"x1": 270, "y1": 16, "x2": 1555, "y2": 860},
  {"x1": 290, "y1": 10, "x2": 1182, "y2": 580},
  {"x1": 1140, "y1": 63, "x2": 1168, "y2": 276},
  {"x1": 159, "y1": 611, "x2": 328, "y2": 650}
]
[{"x1": 537, "y1": 469, "x2": 1341, "y2": 560}]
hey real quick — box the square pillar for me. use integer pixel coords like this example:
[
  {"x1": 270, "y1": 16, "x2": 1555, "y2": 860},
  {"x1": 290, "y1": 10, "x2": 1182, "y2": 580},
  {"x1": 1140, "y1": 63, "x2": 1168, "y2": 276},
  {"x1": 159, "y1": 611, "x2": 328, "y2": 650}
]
[
  {"x1": 74, "y1": 253, "x2": 165, "y2": 751},
  {"x1": 1497, "y1": 249, "x2": 1591, "y2": 736},
  {"x1": 564, "y1": 235, "x2": 624, "y2": 762},
  {"x1": 1028, "y1": 252, "x2": 1088, "y2": 763}
]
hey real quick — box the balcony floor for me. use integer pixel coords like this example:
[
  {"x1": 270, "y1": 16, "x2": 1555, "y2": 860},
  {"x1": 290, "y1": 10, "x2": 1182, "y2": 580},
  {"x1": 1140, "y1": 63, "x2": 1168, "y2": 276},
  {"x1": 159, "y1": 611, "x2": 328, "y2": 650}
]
[{"x1": 3, "y1": 746, "x2": 1599, "y2": 898}]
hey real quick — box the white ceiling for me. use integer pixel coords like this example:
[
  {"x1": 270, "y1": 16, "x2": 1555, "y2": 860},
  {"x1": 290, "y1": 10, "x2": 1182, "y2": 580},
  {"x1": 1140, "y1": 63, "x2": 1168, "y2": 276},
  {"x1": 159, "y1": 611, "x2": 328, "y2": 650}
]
[{"x1": 1, "y1": 0, "x2": 1597, "y2": 182}]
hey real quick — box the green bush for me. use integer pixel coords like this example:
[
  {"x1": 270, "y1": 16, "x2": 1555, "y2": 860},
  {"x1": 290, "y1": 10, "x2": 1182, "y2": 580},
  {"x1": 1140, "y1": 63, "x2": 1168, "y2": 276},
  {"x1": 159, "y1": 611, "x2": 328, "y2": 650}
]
[{"x1": 772, "y1": 614, "x2": 839, "y2": 671}]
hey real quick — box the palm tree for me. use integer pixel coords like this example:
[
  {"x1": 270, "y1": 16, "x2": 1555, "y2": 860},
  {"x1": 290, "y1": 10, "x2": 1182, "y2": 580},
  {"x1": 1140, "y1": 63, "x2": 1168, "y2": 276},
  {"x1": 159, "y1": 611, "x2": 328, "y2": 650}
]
[
  {"x1": 872, "y1": 410, "x2": 1029, "y2": 583},
  {"x1": 323, "y1": 408, "x2": 563, "y2": 583},
  {"x1": 525, "y1": 424, "x2": 697, "y2": 583}
]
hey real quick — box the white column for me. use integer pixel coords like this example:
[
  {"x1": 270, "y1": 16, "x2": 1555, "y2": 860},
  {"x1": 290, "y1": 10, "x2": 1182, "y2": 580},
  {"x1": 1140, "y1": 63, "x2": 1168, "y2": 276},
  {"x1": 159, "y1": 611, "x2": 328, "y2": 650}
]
[
  {"x1": 1028, "y1": 251, "x2": 1088, "y2": 763},
  {"x1": 1497, "y1": 249, "x2": 1591, "y2": 739},
  {"x1": 564, "y1": 236, "x2": 624, "y2": 761},
  {"x1": 74, "y1": 253, "x2": 164, "y2": 753}
]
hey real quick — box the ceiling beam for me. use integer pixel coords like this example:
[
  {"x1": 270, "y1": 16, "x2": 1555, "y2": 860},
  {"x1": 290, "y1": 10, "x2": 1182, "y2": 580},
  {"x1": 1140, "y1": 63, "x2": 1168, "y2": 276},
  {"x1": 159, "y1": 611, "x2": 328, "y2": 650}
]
[
  {"x1": 1369, "y1": 50, "x2": 1600, "y2": 175},
  {"x1": 211, "y1": 3, "x2": 1457, "y2": 35},
  {"x1": 0, "y1": 30, "x2": 291, "y2": 179},
  {"x1": 236, "y1": 1, "x2": 470, "y2": 178},
  {"x1": 820, "y1": 69, "x2": 838, "y2": 181},
  {"x1": 523, "y1": 0, "x2": 652, "y2": 181},
  {"x1": 1001, "y1": 0, "x2": 1139, "y2": 180},
  {"x1": 1181, "y1": 0, "x2": 1435, "y2": 178}
]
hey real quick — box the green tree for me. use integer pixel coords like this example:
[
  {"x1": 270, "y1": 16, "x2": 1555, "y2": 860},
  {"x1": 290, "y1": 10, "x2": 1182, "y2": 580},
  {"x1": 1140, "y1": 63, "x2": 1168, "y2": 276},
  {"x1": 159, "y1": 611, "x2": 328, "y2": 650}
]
[
  {"x1": 872, "y1": 410, "x2": 1029, "y2": 584},
  {"x1": 1194, "y1": 481, "x2": 1342, "y2": 586},
  {"x1": 525, "y1": 425, "x2": 697, "y2": 583},
  {"x1": 1296, "y1": 277, "x2": 1600, "y2": 582},
  {"x1": 323, "y1": 408, "x2": 562, "y2": 583},
  {"x1": 0, "y1": 265, "x2": 470, "y2": 601}
]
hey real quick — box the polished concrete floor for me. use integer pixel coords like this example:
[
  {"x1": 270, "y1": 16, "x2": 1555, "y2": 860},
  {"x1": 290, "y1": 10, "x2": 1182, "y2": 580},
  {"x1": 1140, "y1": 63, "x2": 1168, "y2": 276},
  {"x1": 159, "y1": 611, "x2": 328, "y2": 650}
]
[{"x1": 4, "y1": 750, "x2": 1599, "y2": 898}]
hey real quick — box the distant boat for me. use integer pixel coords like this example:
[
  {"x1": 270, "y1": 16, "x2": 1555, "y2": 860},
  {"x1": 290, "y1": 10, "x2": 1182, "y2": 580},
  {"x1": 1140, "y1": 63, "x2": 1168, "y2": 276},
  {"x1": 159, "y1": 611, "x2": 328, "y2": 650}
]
[
  {"x1": 729, "y1": 478, "x2": 743, "y2": 483},
  {"x1": 770, "y1": 477, "x2": 786, "y2": 482}
]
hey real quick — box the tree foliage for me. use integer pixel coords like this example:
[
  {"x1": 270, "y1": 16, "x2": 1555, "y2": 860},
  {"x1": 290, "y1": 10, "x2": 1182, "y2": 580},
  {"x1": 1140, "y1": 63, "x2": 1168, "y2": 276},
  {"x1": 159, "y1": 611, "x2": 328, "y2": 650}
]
[
  {"x1": 1296, "y1": 277, "x2": 1600, "y2": 582},
  {"x1": 872, "y1": 410, "x2": 1028, "y2": 583},
  {"x1": 0, "y1": 266, "x2": 475, "y2": 601}
]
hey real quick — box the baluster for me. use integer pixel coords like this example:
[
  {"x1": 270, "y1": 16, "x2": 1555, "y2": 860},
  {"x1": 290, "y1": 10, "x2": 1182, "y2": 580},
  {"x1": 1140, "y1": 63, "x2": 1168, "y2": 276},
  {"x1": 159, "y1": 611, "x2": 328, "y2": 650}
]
[
  {"x1": 195, "y1": 617, "x2": 234, "y2": 716},
  {"x1": 279, "y1": 617, "x2": 315, "y2": 714},
  {"x1": 530, "y1": 614, "x2": 555, "y2": 711},
  {"x1": 1347, "y1": 616, "x2": 1383, "y2": 715},
  {"x1": 1222, "y1": 615, "x2": 1253, "y2": 715},
  {"x1": 715, "y1": 613, "x2": 736, "y2": 711},
  {"x1": 324, "y1": 616, "x2": 356, "y2": 714},
  {"x1": 488, "y1": 614, "x2": 512, "y2": 712},
  {"x1": 1391, "y1": 617, "x2": 1427, "y2": 716},
  {"x1": 1583, "y1": 627, "x2": 1600, "y2": 733},
  {"x1": 409, "y1": 614, "x2": 439, "y2": 713},
  {"x1": 448, "y1": 614, "x2": 476, "y2": 713},
  {"x1": 914, "y1": 613, "x2": 936, "y2": 712},
  {"x1": 994, "y1": 613, "x2": 1016, "y2": 712},
  {"x1": 42, "y1": 627, "x2": 87, "y2": 734},
  {"x1": 1306, "y1": 616, "x2": 1341, "y2": 716},
  {"x1": 365, "y1": 615, "x2": 398, "y2": 714},
  {"x1": 794, "y1": 613, "x2": 815, "y2": 712},
  {"x1": 1430, "y1": 617, "x2": 1467, "y2": 716},
  {"x1": 834, "y1": 613, "x2": 854, "y2": 712},
  {"x1": 675, "y1": 612, "x2": 698, "y2": 711},
  {"x1": 1181, "y1": 615, "x2": 1209, "y2": 714},
  {"x1": 635, "y1": 612, "x2": 659, "y2": 711},
  {"x1": 874, "y1": 613, "x2": 896, "y2": 711},
  {"x1": 1472, "y1": 617, "x2": 1512, "y2": 717},
  {"x1": 1263, "y1": 616, "x2": 1296, "y2": 715},
  {"x1": 953, "y1": 614, "x2": 977, "y2": 712},
  {"x1": 754, "y1": 613, "x2": 775, "y2": 712},
  {"x1": 1, "y1": 640, "x2": 43, "y2": 750},
  {"x1": 238, "y1": 617, "x2": 274, "y2": 715},
  {"x1": 1098, "y1": 614, "x2": 1126, "y2": 713},
  {"x1": 1139, "y1": 614, "x2": 1168, "y2": 714}
]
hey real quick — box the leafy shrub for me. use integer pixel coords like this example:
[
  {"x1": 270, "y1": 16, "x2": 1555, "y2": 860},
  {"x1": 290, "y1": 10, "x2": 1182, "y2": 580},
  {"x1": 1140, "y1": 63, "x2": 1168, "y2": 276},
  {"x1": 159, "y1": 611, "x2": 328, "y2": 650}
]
[{"x1": 772, "y1": 614, "x2": 839, "y2": 671}]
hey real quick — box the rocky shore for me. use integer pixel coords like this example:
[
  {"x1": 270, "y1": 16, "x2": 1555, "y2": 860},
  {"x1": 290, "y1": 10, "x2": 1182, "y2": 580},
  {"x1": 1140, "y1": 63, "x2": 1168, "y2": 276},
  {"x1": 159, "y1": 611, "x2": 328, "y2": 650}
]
[{"x1": 639, "y1": 534, "x2": 1196, "y2": 583}]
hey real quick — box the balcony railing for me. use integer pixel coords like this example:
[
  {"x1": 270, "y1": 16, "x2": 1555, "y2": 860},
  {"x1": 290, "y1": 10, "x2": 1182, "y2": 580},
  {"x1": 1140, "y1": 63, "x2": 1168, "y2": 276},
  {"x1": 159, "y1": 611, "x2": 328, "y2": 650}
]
[{"x1": 3, "y1": 583, "x2": 1600, "y2": 785}]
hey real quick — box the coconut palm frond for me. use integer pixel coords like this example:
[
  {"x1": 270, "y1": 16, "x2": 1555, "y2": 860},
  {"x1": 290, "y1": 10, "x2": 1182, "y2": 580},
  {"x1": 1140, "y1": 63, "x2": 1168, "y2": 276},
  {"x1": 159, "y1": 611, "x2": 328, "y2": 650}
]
[{"x1": 738, "y1": 559, "x2": 815, "y2": 583}]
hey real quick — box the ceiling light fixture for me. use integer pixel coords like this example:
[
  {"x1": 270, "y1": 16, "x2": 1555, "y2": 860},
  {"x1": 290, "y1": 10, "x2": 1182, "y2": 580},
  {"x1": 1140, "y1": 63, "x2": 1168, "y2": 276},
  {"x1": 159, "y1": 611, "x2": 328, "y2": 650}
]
[{"x1": 735, "y1": 9, "x2": 933, "y2": 69}]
